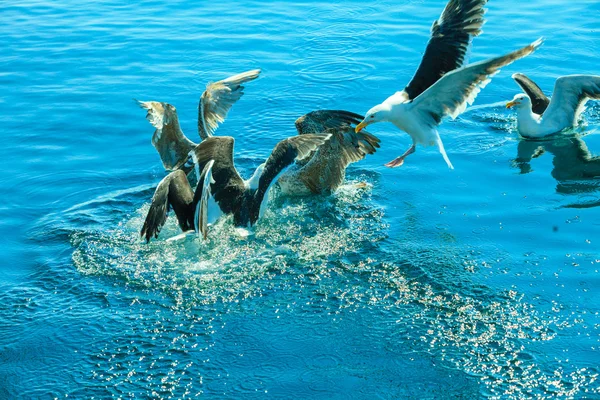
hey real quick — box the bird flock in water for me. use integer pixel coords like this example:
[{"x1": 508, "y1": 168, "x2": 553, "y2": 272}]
[{"x1": 137, "y1": 0, "x2": 600, "y2": 243}]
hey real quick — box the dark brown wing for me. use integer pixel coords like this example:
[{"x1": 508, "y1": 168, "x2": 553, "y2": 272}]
[
  {"x1": 295, "y1": 110, "x2": 363, "y2": 135},
  {"x1": 299, "y1": 128, "x2": 380, "y2": 194},
  {"x1": 192, "y1": 136, "x2": 245, "y2": 215},
  {"x1": 404, "y1": 0, "x2": 487, "y2": 100},
  {"x1": 140, "y1": 170, "x2": 194, "y2": 243},
  {"x1": 293, "y1": 110, "x2": 380, "y2": 193},
  {"x1": 248, "y1": 134, "x2": 331, "y2": 223},
  {"x1": 335, "y1": 129, "x2": 380, "y2": 165},
  {"x1": 512, "y1": 73, "x2": 550, "y2": 115}
]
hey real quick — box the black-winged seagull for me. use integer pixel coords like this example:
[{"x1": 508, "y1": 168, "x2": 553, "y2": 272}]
[{"x1": 354, "y1": 0, "x2": 541, "y2": 169}]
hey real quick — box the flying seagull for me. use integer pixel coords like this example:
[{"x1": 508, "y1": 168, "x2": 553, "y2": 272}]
[
  {"x1": 138, "y1": 69, "x2": 261, "y2": 173},
  {"x1": 356, "y1": 35, "x2": 543, "y2": 169},
  {"x1": 140, "y1": 133, "x2": 330, "y2": 242},
  {"x1": 506, "y1": 74, "x2": 600, "y2": 138},
  {"x1": 355, "y1": 0, "x2": 540, "y2": 168},
  {"x1": 355, "y1": 0, "x2": 488, "y2": 169}
]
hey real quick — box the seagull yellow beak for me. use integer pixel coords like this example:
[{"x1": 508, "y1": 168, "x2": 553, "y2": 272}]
[
  {"x1": 355, "y1": 121, "x2": 368, "y2": 133},
  {"x1": 506, "y1": 100, "x2": 520, "y2": 109}
]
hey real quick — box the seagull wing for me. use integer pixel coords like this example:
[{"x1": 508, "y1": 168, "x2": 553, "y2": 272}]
[
  {"x1": 298, "y1": 127, "x2": 380, "y2": 194},
  {"x1": 249, "y1": 134, "x2": 331, "y2": 221},
  {"x1": 294, "y1": 109, "x2": 380, "y2": 164},
  {"x1": 512, "y1": 73, "x2": 550, "y2": 115},
  {"x1": 140, "y1": 170, "x2": 194, "y2": 243},
  {"x1": 198, "y1": 69, "x2": 261, "y2": 140},
  {"x1": 334, "y1": 127, "x2": 381, "y2": 164},
  {"x1": 193, "y1": 160, "x2": 215, "y2": 240},
  {"x1": 137, "y1": 101, "x2": 197, "y2": 171},
  {"x1": 545, "y1": 75, "x2": 600, "y2": 126},
  {"x1": 295, "y1": 110, "x2": 363, "y2": 135},
  {"x1": 411, "y1": 39, "x2": 542, "y2": 126},
  {"x1": 192, "y1": 136, "x2": 245, "y2": 215},
  {"x1": 404, "y1": 0, "x2": 487, "y2": 100}
]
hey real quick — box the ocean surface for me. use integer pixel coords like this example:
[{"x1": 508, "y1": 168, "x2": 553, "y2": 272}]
[{"x1": 1, "y1": 0, "x2": 600, "y2": 398}]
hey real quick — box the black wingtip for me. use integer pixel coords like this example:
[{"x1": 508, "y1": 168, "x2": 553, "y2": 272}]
[{"x1": 140, "y1": 226, "x2": 150, "y2": 244}]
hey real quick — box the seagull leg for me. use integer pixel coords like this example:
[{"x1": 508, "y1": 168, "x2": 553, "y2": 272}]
[{"x1": 385, "y1": 145, "x2": 416, "y2": 168}]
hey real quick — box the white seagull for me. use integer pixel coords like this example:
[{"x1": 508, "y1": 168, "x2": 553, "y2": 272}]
[
  {"x1": 506, "y1": 74, "x2": 600, "y2": 138},
  {"x1": 355, "y1": 0, "x2": 541, "y2": 169}
]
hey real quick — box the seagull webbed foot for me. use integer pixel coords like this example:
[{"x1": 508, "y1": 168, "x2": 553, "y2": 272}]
[
  {"x1": 385, "y1": 157, "x2": 407, "y2": 168},
  {"x1": 385, "y1": 145, "x2": 416, "y2": 168}
]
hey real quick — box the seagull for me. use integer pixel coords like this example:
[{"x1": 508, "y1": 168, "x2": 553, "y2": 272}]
[
  {"x1": 140, "y1": 132, "x2": 331, "y2": 242},
  {"x1": 140, "y1": 101, "x2": 380, "y2": 195},
  {"x1": 355, "y1": 37, "x2": 542, "y2": 169},
  {"x1": 506, "y1": 74, "x2": 600, "y2": 138},
  {"x1": 277, "y1": 110, "x2": 380, "y2": 195},
  {"x1": 355, "y1": 0, "x2": 487, "y2": 169},
  {"x1": 355, "y1": 0, "x2": 540, "y2": 169},
  {"x1": 138, "y1": 69, "x2": 261, "y2": 174}
]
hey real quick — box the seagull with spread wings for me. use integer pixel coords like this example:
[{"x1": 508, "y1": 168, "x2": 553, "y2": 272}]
[
  {"x1": 140, "y1": 101, "x2": 379, "y2": 196},
  {"x1": 138, "y1": 69, "x2": 261, "y2": 175},
  {"x1": 140, "y1": 131, "x2": 330, "y2": 242},
  {"x1": 507, "y1": 74, "x2": 600, "y2": 138},
  {"x1": 277, "y1": 110, "x2": 380, "y2": 195},
  {"x1": 354, "y1": 0, "x2": 541, "y2": 169}
]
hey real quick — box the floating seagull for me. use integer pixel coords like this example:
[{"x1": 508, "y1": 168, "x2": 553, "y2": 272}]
[
  {"x1": 506, "y1": 74, "x2": 600, "y2": 138},
  {"x1": 277, "y1": 110, "x2": 380, "y2": 195},
  {"x1": 138, "y1": 69, "x2": 261, "y2": 173},
  {"x1": 140, "y1": 133, "x2": 330, "y2": 242}
]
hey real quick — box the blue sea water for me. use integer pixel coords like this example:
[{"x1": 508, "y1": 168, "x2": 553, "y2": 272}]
[{"x1": 1, "y1": 0, "x2": 600, "y2": 397}]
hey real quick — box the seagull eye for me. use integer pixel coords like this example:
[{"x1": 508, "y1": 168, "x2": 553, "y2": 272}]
[{"x1": 370, "y1": 115, "x2": 375, "y2": 119}]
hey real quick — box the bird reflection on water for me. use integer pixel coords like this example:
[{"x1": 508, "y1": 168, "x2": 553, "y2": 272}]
[{"x1": 513, "y1": 133, "x2": 600, "y2": 200}]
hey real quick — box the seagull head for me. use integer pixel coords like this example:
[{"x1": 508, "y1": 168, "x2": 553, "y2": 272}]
[
  {"x1": 506, "y1": 94, "x2": 531, "y2": 110},
  {"x1": 355, "y1": 104, "x2": 389, "y2": 133}
]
